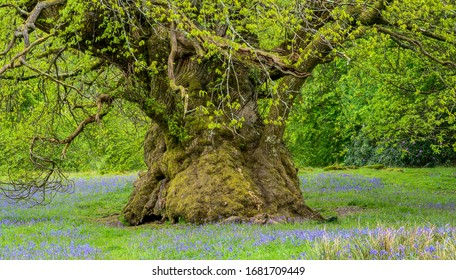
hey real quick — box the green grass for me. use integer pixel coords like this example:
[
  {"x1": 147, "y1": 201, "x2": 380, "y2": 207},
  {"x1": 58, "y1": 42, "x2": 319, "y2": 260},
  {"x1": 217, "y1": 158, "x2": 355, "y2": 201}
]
[
  {"x1": 300, "y1": 167, "x2": 456, "y2": 227},
  {"x1": 1, "y1": 168, "x2": 455, "y2": 259}
]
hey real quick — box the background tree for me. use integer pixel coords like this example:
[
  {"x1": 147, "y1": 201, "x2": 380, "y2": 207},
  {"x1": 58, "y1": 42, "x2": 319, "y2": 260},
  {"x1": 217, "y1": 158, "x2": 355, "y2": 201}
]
[
  {"x1": 1, "y1": 0, "x2": 455, "y2": 224},
  {"x1": 286, "y1": 33, "x2": 456, "y2": 168}
]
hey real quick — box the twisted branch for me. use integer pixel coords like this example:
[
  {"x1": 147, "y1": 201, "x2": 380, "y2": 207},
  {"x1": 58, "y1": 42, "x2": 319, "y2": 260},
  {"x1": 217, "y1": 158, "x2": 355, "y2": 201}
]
[
  {"x1": 0, "y1": 34, "x2": 53, "y2": 76},
  {"x1": 0, "y1": 94, "x2": 113, "y2": 204},
  {"x1": 0, "y1": 0, "x2": 65, "y2": 62},
  {"x1": 377, "y1": 26, "x2": 456, "y2": 68},
  {"x1": 168, "y1": 21, "x2": 189, "y2": 115},
  {"x1": 35, "y1": 94, "x2": 114, "y2": 159}
]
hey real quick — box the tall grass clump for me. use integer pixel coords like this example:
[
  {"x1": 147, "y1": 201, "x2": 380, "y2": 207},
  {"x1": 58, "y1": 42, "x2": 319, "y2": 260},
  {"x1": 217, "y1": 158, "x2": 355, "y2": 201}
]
[
  {"x1": 307, "y1": 226, "x2": 456, "y2": 260},
  {"x1": 121, "y1": 224, "x2": 456, "y2": 260}
]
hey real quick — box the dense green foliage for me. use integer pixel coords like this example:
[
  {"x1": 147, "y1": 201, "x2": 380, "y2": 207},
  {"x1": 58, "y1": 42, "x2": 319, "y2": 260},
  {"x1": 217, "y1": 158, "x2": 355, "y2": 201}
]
[
  {"x1": 5, "y1": 40, "x2": 455, "y2": 171},
  {"x1": 286, "y1": 34, "x2": 456, "y2": 167},
  {"x1": 0, "y1": 1, "x2": 454, "y2": 171}
]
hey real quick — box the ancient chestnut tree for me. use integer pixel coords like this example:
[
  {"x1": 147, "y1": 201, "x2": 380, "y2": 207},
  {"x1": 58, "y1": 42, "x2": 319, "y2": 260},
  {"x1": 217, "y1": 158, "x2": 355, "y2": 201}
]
[{"x1": 1, "y1": 0, "x2": 454, "y2": 224}]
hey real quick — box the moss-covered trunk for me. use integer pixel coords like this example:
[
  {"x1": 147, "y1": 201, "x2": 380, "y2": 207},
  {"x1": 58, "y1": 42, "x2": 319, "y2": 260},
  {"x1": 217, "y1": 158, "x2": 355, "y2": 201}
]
[
  {"x1": 120, "y1": 49, "x2": 324, "y2": 224},
  {"x1": 122, "y1": 119, "x2": 323, "y2": 224}
]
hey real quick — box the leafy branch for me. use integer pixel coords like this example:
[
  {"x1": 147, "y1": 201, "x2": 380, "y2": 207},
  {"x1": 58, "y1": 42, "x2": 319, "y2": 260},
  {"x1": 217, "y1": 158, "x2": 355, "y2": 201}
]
[{"x1": 377, "y1": 26, "x2": 456, "y2": 68}]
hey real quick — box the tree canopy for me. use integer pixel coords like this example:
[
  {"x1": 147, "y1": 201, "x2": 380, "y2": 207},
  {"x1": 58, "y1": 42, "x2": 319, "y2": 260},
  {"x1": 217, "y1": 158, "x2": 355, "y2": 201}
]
[{"x1": 1, "y1": 0, "x2": 455, "y2": 223}]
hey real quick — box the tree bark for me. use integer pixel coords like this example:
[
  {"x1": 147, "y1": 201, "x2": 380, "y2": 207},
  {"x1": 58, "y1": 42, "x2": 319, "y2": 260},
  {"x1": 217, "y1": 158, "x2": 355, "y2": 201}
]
[
  {"x1": 122, "y1": 120, "x2": 324, "y2": 225},
  {"x1": 120, "y1": 41, "x2": 325, "y2": 224}
]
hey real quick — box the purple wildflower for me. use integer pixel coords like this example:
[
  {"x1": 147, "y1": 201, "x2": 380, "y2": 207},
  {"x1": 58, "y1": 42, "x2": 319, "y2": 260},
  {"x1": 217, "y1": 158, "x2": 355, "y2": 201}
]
[{"x1": 425, "y1": 245, "x2": 436, "y2": 254}]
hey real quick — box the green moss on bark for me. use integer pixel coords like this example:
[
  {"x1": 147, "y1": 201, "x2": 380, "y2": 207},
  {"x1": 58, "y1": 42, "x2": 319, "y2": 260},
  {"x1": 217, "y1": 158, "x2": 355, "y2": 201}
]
[
  {"x1": 122, "y1": 123, "x2": 324, "y2": 224},
  {"x1": 165, "y1": 143, "x2": 261, "y2": 223}
]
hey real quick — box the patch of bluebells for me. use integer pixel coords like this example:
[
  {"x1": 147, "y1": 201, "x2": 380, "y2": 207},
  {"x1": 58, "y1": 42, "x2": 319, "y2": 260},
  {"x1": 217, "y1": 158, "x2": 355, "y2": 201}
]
[
  {"x1": 134, "y1": 224, "x2": 456, "y2": 260},
  {"x1": 71, "y1": 174, "x2": 137, "y2": 196},
  {"x1": 137, "y1": 225, "x2": 246, "y2": 260},
  {"x1": 0, "y1": 175, "x2": 137, "y2": 260},
  {"x1": 0, "y1": 174, "x2": 136, "y2": 214},
  {"x1": 0, "y1": 226, "x2": 103, "y2": 260},
  {"x1": 1, "y1": 241, "x2": 101, "y2": 260},
  {"x1": 0, "y1": 174, "x2": 137, "y2": 208},
  {"x1": 300, "y1": 173, "x2": 385, "y2": 193},
  {"x1": 0, "y1": 217, "x2": 58, "y2": 227},
  {"x1": 2, "y1": 174, "x2": 454, "y2": 260},
  {"x1": 1, "y1": 198, "x2": 25, "y2": 208},
  {"x1": 423, "y1": 202, "x2": 456, "y2": 211}
]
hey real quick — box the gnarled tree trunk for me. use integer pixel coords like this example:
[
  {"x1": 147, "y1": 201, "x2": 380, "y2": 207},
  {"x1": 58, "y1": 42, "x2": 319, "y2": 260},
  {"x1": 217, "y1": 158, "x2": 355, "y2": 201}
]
[
  {"x1": 122, "y1": 56, "x2": 324, "y2": 224},
  {"x1": 123, "y1": 121, "x2": 323, "y2": 225}
]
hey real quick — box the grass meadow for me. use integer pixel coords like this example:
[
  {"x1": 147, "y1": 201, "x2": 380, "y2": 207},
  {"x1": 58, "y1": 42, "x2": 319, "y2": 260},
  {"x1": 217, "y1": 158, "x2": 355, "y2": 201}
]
[{"x1": 1, "y1": 168, "x2": 455, "y2": 260}]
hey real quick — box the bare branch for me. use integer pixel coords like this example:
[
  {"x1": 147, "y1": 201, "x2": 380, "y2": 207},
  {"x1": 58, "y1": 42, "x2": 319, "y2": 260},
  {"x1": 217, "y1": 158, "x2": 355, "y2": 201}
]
[
  {"x1": 34, "y1": 94, "x2": 114, "y2": 159},
  {"x1": 0, "y1": 132, "x2": 74, "y2": 205},
  {"x1": 0, "y1": 167, "x2": 73, "y2": 206}
]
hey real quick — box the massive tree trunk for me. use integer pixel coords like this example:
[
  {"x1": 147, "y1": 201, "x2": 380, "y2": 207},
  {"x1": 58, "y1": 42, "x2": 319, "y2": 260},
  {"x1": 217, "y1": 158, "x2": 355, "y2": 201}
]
[
  {"x1": 117, "y1": 1, "x2": 386, "y2": 225},
  {"x1": 122, "y1": 55, "x2": 324, "y2": 224},
  {"x1": 123, "y1": 121, "x2": 323, "y2": 225}
]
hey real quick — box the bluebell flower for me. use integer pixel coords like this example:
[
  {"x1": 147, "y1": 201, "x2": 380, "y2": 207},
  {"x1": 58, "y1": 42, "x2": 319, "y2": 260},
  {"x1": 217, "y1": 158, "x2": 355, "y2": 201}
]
[
  {"x1": 425, "y1": 245, "x2": 436, "y2": 253},
  {"x1": 370, "y1": 249, "x2": 378, "y2": 255}
]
